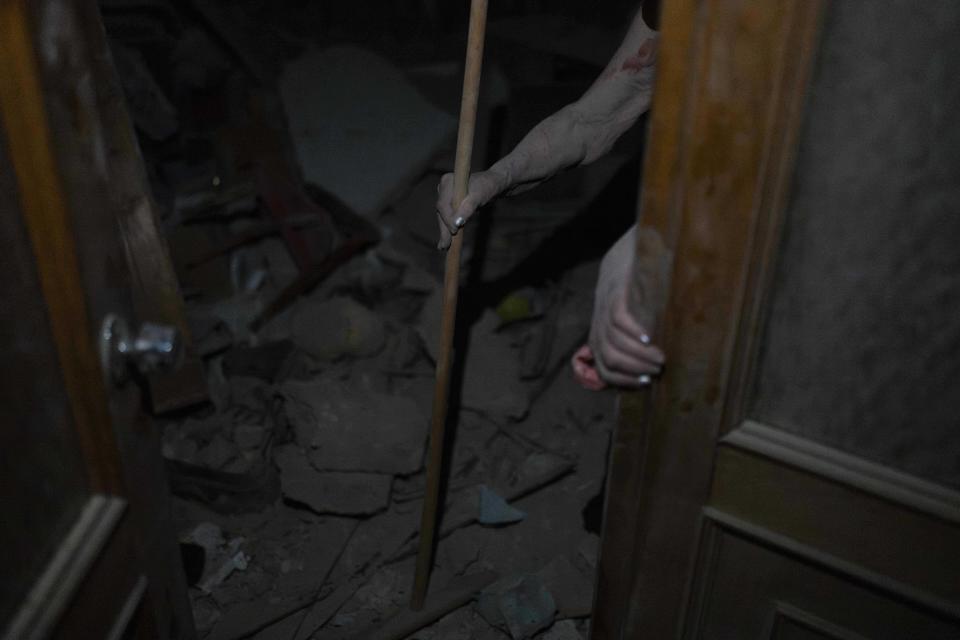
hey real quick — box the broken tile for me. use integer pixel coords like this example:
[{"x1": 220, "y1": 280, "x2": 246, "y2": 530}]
[
  {"x1": 478, "y1": 484, "x2": 526, "y2": 526},
  {"x1": 281, "y1": 378, "x2": 425, "y2": 474},
  {"x1": 290, "y1": 295, "x2": 386, "y2": 360},
  {"x1": 274, "y1": 445, "x2": 390, "y2": 516}
]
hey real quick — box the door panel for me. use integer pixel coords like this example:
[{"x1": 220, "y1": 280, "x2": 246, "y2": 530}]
[
  {"x1": 26, "y1": 3, "x2": 197, "y2": 633},
  {"x1": 751, "y1": 0, "x2": 960, "y2": 489},
  {"x1": 689, "y1": 522, "x2": 958, "y2": 639},
  {"x1": 0, "y1": 134, "x2": 92, "y2": 628},
  {"x1": 0, "y1": 0, "x2": 194, "y2": 637},
  {"x1": 714, "y1": 424, "x2": 960, "y2": 611}
]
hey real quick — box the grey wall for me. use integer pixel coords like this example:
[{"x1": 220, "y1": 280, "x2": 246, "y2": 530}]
[{"x1": 751, "y1": 1, "x2": 960, "y2": 489}]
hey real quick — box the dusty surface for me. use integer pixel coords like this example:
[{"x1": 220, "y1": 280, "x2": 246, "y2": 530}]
[{"x1": 107, "y1": 2, "x2": 644, "y2": 637}]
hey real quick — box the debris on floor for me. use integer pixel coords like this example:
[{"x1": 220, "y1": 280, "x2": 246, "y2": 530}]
[
  {"x1": 104, "y1": 3, "x2": 641, "y2": 636},
  {"x1": 281, "y1": 378, "x2": 425, "y2": 474}
]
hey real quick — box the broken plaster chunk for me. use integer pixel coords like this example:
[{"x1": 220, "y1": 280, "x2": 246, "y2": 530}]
[
  {"x1": 290, "y1": 295, "x2": 386, "y2": 361},
  {"x1": 478, "y1": 484, "x2": 526, "y2": 526},
  {"x1": 280, "y1": 378, "x2": 425, "y2": 475},
  {"x1": 274, "y1": 445, "x2": 390, "y2": 516},
  {"x1": 477, "y1": 574, "x2": 557, "y2": 640}
]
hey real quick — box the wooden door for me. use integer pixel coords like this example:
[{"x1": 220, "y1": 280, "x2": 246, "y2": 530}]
[
  {"x1": 0, "y1": 0, "x2": 196, "y2": 637},
  {"x1": 593, "y1": 1, "x2": 960, "y2": 638}
]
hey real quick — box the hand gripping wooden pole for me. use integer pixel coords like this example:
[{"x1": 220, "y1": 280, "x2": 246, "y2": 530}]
[{"x1": 411, "y1": 0, "x2": 488, "y2": 611}]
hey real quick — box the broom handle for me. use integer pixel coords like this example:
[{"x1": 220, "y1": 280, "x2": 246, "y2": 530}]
[{"x1": 411, "y1": 0, "x2": 488, "y2": 611}]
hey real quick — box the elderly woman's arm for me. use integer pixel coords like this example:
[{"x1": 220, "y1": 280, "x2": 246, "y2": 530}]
[{"x1": 435, "y1": 8, "x2": 659, "y2": 248}]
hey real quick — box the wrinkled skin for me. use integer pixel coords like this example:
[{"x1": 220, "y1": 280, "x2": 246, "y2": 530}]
[{"x1": 436, "y1": 8, "x2": 664, "y2": 389}]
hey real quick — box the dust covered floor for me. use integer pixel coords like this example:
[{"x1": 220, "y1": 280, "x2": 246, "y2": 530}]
[
  {"x1": 104, "y1": 2, "x2": 645, "y2": 637},
  {"x1": 166, "y1": 204, "x2": 620, "y2": 639}
]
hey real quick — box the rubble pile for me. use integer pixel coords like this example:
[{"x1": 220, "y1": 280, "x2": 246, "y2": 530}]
[{"x1": 105, "y1": 2, "x2": 636, "y2": 637}]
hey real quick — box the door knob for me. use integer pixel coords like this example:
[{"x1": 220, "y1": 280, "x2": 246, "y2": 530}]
[{"x1": 99, "y1": 314, "x2": 182, "y2": 383}]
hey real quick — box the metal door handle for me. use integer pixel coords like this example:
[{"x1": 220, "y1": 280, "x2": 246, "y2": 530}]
[{"x1": 99, "y1": 314, "x2": 181, "y2": 384}]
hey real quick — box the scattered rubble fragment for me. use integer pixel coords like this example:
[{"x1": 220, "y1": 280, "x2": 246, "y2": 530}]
[
  {"x1": 274, "y1": 445, "x2": 391, "y2": 516},
  {"x1": 478, "y1": 484, "x2": 527, "y2": 526},
  {"x1": 281, "y1": 378, "x2": 426, "y2": 475},
  {"x1": 111, "y1": 5, "x2": 630, "y2": 636}
]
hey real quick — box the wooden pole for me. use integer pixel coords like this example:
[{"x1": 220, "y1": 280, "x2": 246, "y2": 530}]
[{"x1": 411, "y1": 0, "x2": 488, "y2": 611}]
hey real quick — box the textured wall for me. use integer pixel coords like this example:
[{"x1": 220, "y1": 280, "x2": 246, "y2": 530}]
[{"x1": 751, "y1": 1, "x2": 960, "y2": 489}]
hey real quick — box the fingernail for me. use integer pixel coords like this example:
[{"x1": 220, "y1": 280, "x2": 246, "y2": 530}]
[
  {"x1": 454, "y1": 216, "x2": 466, "y2": 228},
  {"x1": 640, "y1": 334, "x2": 651, "y2": 345},
  {"x1": 638, "y1": 374, "x2": 651, "y2": 385}
]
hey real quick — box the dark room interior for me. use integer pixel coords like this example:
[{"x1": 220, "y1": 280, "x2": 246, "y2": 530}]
[{"x1": 1, "y1": 1, "x2": 958, "y2": 639}]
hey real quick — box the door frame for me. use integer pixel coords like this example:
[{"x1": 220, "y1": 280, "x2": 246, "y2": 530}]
[{"x1": 593, "y1": 1, "x2": 826, "y2": 636}]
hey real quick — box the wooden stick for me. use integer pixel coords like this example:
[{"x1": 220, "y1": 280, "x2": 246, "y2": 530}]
[{"x1": 411, "y1": 0, "x2": 488, "y2": 611}]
